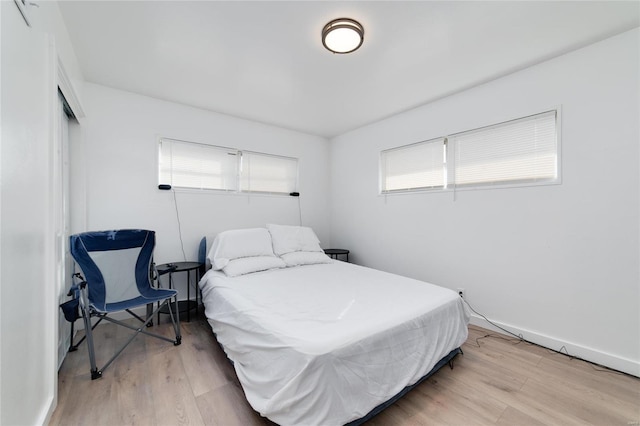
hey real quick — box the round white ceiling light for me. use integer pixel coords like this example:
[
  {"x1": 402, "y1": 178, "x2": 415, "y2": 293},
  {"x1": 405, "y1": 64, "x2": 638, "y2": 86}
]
[{"x1": 322, "y1": 18, "x2": 364, "y2": 54}]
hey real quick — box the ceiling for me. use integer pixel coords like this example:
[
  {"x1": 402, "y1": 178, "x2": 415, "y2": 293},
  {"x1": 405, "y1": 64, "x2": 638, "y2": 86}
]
[{"x1": 58, "y1": 1, "x2": 639, "y2": 138}]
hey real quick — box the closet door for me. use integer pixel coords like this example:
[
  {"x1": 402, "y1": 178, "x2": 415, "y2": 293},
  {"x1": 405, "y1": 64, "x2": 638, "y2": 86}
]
[{"x1": 56, "y1": 93, "x2": 73, "y2": 367}]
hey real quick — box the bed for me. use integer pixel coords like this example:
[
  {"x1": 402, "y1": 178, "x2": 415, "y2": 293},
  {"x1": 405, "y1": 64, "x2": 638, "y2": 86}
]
[{"x1": 199, "y1": 225, "x2": 469, "y2": 425}]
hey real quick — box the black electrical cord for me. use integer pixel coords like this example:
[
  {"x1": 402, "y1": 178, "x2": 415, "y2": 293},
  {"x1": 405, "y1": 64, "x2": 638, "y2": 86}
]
[
  {"x1": 289, "y1": 191, "x2": 302, "y2": 226},
  {"x1": 172, "y1": 189, "x2": 187, "y2": 262},
  {"x1": 461, "y1": 296, "x2": 632, "y2": 377}
]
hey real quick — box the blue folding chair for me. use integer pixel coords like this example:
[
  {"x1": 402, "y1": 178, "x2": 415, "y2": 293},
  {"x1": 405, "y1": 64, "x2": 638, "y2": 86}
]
[{"x1": 70, "y1": 229, "x2": 181, "y2": 379}]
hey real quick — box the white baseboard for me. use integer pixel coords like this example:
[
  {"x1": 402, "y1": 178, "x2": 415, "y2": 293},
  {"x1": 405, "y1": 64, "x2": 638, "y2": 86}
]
[
  {"x1": 468, "y1": 314, "x2": 639, "y2": 378},
  {"x1": 38, "y1": 394, "x2": 56, "y2": 426}
]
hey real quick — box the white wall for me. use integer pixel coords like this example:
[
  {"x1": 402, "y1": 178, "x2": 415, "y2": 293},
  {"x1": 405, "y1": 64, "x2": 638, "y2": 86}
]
[
  {"x1": 329, "y1": 29, "x2": 639, "y2": 376},
  {"x1": 77, "y1": 82, "x2": 331, "y2": 268},
  {"x1": 1, "y1": 2, "x2": 58, "y2": 424},
  {"x1": 35, "y1": 0, "x2": 84, "y2": 105}
]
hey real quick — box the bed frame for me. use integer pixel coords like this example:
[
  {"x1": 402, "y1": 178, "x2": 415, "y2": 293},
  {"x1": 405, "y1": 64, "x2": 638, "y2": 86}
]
[
  {"x1": 346, "y1": 347, "x2": 463, "y2": 425},
  {"x1": 213, "y1": 334, "x2": 462, "y2": 425}
]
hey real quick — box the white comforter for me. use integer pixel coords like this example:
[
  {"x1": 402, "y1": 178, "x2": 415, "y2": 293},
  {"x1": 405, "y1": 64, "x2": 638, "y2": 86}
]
[{"x1": 199, "y1": 261, "x2": 469, "y2": 425}]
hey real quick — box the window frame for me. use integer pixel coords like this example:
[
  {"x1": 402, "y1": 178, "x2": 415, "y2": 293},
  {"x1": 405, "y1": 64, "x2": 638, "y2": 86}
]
[
  {"x1": 379, "y1": 108, "x2": 561, "y2": 195},
  {"x1": 158, "y1": 137, "x2": 299, "y2": 196},
  {"x1": 239, "y1": 150, "x2": 300, "y2": 195},
  {"x1": 379, "y1": 136, "x2": 448, "y2": 194},
  {"x1": 158, "y1": 138, "x2": 240, "y2": 192}
]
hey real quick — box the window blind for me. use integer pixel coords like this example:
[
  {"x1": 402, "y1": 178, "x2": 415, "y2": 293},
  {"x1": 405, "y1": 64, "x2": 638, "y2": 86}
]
[
  {"x1": 159, "y1": 138, "x2": 238, "y2": 191},
  {"x1": 451, "y1": 110, "x2": 557, "y2": 187},
  {"x1": 381, "y1": 138, "x2": 446, "y2": 193},
  {"x1": 240, "y1": 151, "x2": 298, "y2": 194}
]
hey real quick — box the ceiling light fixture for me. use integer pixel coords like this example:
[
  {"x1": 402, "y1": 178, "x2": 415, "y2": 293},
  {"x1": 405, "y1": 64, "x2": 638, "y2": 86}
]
[{"x1": 322, "y1": 18, "x2": 364, "y2": 54}]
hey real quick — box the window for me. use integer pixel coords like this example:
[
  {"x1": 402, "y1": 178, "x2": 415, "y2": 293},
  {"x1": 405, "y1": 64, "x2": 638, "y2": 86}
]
[
  {"x1": 159, "y1": 139, "x2": 238, "y2": 191},
  {"x1": 450, "y1": 110, "x2": 557, "y2": 187},
  {"x1": 159, "y1": 138, "x2": 298, "y2": 194},
  {"x1": 380, "y1": 137, "x2": 446, "y2": 192},
  {"x1": 379, "y1": 110, "x2": 558, "y2": 194},
  {"x1": 240, "y1": 151, "x2": 298, "y2": 194}
]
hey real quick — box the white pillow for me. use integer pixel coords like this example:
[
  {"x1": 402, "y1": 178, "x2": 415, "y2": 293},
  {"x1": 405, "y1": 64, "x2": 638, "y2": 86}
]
[
  {"x1": 266, "y1": 224, "x2": 324, "y2": 256},
  {"x1": 222, "y1": 256, "x2": 286, "y2": 277},
  {"x1": 209, "y1": 228, "x2": 277, "y2": 270},
  {"x1": 280, "y1": 251, "x2": 332, "y2": 267}
]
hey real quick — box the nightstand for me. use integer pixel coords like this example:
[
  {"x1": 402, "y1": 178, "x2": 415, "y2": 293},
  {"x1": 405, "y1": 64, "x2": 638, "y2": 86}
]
[
  {"x1": 156, "y1": 261, "x2": 202, "y2": 322},
  {"x1": 324, "y1": 249, "x2": 350, "y2": 262}
]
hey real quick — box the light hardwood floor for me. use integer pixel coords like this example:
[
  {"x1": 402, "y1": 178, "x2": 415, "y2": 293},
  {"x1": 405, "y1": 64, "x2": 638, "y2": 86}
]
[{"x1": 50, "y1": 313, "x2": 640, "y2": 426}]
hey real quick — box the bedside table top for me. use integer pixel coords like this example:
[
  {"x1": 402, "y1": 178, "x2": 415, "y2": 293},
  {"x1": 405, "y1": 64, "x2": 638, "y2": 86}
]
[
  {"x1": 157, "y1": 261, "x2": 202, "y2": 273},
  {"x1": 324, "y1": 249, "x2": 349, "y2": 255}
]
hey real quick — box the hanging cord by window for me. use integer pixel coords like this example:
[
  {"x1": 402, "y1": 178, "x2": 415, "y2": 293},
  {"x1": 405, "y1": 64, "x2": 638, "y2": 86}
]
[
  {"x1": 172, "y1": 189, "x2": 187, "y2": 262},
  {"x1": 289, "y1": 191, "x2": 302, "y2": 225}
]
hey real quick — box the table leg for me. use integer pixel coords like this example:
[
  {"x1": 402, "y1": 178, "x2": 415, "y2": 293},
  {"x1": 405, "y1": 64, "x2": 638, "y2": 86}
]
[{"x1": 187, "y1": 270, "x2": 191, "y2": 322}]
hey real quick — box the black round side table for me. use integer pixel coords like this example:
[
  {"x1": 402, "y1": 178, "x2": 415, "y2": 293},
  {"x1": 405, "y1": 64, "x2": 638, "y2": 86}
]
[
  {"x1": 324, "y1": 249, "x2": 350, "y2": 262},
  {"x1": 156, "y1": 261, "x2": 202, "y2": 322}
]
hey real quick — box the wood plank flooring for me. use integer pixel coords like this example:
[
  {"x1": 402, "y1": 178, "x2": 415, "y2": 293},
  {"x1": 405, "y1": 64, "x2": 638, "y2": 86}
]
[{"x1": 49, "y1": 313, "x2": 640, "y2": 426}]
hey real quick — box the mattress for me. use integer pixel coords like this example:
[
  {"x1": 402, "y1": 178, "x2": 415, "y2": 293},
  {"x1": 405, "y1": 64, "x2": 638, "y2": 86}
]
[{"x1": 199, "y1": 260, "x2": 469, "y2": 425}]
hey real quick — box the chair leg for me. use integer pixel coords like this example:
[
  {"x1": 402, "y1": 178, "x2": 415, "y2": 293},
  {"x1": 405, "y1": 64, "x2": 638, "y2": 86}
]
[
  {"x1": 169, "y1": 293, "x2": 182, "y2": 345},
  {"x1": 80, "y1": 287, "x2": 102, "y2": 380},
  {"x1": 68, "y1": 321, "x2": 78, "y2": 352},
  {"x1": 67, "y1": 317, "x2": 104, "y2": 352},
  {"x1": 146, "y1": 303, "x2": 154, "y2": 327},
  {"x1": 95, "y1": 299, "x2": 181, "y2": 375},
  {"x1": 76, "y1": 294, "x2": 181, "y2": 379}
]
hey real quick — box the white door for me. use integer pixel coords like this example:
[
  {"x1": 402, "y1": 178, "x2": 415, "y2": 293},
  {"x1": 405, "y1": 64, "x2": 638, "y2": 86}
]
[{"x1": 56, "y1": 94, "x2": 73, "y2": 365}]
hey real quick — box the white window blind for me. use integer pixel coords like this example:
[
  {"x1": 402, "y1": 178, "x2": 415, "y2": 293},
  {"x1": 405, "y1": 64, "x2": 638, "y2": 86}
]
[
  {"x1": 159, "y1": 138, "x2": 298, "y2": 194},
  {"x1": 159, "y1": 138, "x2": 238, "y2": 191},
  {"x1": 379, "y1": 109, "x2": 559, "y2": 194},
  {"x1": 451, "y1": 110, "x2": 557, "y2": 187},
  {"x1": 240, "y1": 152, "x2": 298, "y2": 194},
  {"x1": 381, "y1": 138, "x2": 446, "y2": 193}
]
